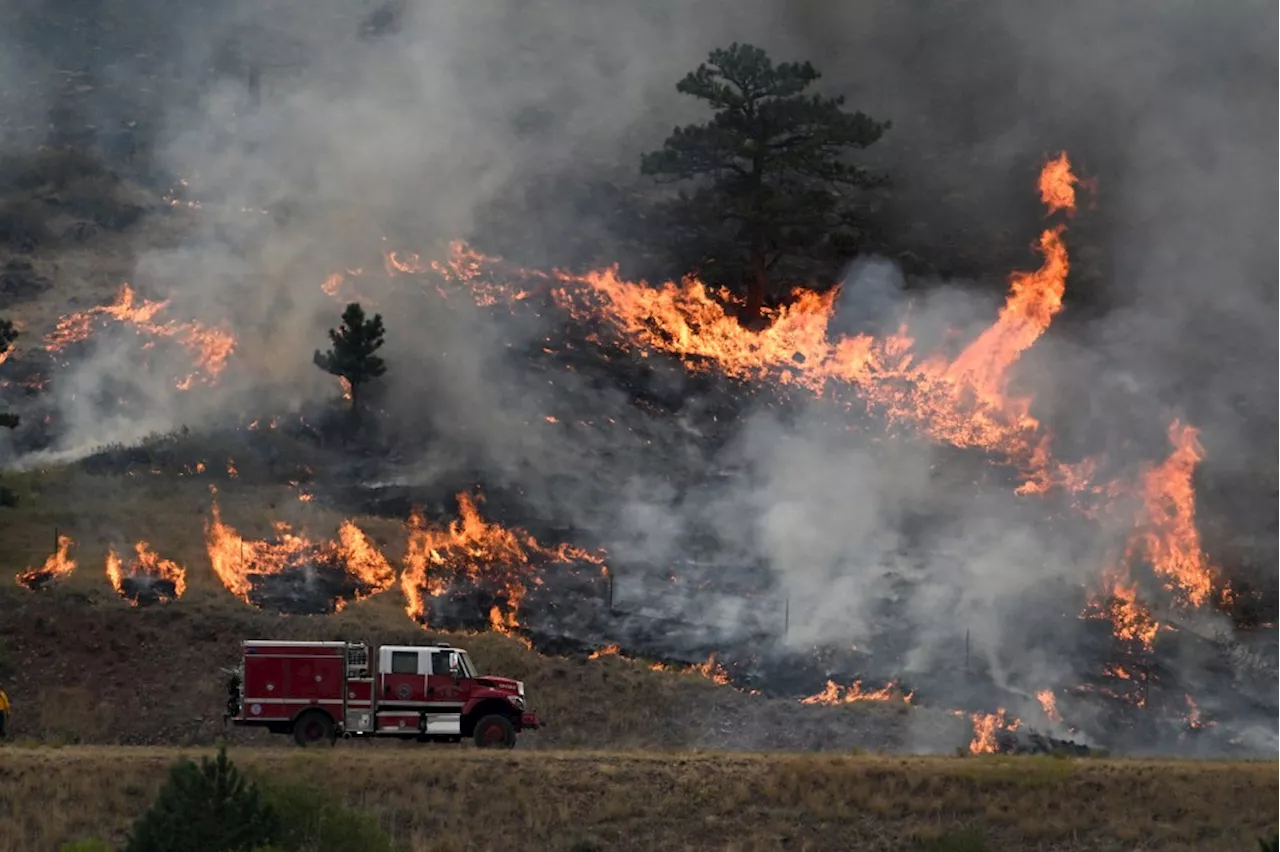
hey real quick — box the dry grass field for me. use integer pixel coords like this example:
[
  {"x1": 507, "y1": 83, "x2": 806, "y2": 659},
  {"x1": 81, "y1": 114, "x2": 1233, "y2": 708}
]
[{"x1": 0, "y1": 746, "x2": 1274, "y2": 852}]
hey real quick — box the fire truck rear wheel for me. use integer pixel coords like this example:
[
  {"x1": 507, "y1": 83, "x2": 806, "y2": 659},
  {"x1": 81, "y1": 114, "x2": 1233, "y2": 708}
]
[
  {"x1": 292, "y1": 710, "x2": 336, "y2": 747},
  {"x1": 472, "y1": 714, "x2": 517, "y2": 749}
]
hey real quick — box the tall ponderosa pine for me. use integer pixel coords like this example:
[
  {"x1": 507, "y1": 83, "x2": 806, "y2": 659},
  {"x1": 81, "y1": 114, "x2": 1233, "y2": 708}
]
[
  {"x1": 642, "y1": 43, "x2": 890, "y2": 324},
  {"x1": 124, "y1": 746, "x2": 279, "y2": 852},
  {"x1": 313, "y1": 302, "x2": 386, "y2": 415},
  {"x1": 0, "y1": 319, "x2": 17, "y2": 429}
]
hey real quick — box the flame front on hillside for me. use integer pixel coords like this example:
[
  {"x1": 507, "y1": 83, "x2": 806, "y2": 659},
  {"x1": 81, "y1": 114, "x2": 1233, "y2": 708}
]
[
  {"x1": 423, "y1": 154, "x2": 1230, "y2": 661},
  {"x1": 401, "y1": 489, "x2": 607, "y2": 635},
  {"x1": 106, "y1": 542, "x2": 187, "y2": 606},
  {"x1": 801, "y1": 679, "x2": 915, "y2": 705},
  {"x1": 15, "y1": 534, "x2": 77, "y2": 590},
  {"x1": 43, "y1": 283, "x2": 236, "y2": 390},
  {"x1": 204, "y1": 500, "x2": 395, "y2": 614}
]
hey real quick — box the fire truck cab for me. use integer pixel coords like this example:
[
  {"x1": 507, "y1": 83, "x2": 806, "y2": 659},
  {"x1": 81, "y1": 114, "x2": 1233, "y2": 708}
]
[{"x1": 225, "y1": 639, "x2": 542, "y2": 748}]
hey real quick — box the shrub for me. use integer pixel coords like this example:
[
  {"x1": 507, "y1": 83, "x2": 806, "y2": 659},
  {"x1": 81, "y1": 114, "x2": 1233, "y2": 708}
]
[
  {"x1": 123, "y1": 746, "x2": 279, "y2": 852},
  {"x1": 1258, "y1": 832, "x2": 1279, "y2": 852},
  {"x1": 262, "y1": 781, "x2": 396, "y2": 852}
]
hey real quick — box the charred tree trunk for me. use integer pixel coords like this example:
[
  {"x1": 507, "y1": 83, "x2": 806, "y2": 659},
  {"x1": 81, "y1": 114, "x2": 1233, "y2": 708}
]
[{"x1": 344, "y1": 381, "x2": 362, "y2": 446}]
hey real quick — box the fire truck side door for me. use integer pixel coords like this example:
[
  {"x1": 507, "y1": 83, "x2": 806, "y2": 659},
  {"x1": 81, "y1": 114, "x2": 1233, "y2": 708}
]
[
  {"x1": 380, "y1": 649, "x2": 428, "y2": 704},
  {"x1": 425, "y1": 650, "x2": 468, "y2": 709}
]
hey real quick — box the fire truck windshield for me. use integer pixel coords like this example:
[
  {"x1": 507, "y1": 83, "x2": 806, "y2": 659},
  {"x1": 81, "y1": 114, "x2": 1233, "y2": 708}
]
[{"x1": 457, "y1": 651, "x2": 478, "y2": 677}]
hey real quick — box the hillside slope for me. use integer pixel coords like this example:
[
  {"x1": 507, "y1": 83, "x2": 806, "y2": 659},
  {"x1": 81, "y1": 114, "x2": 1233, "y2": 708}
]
[{"x1": 0, "y1": 580, "x2": 969, "y2": 753}]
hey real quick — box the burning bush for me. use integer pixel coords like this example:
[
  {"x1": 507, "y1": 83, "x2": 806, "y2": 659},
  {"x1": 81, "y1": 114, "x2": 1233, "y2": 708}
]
[
  {"x1": 106, "y1": 542, "x2": 187, "y2": 606},
  {"x1": 15, "y1": 534, "x2": 76, "y2": 590},
  {"x1": 204, "y1": 501, "x2": 394, "y2": 615},
  {"x1": 401, "y1": 489, "x2": 608, "y2": 634}
]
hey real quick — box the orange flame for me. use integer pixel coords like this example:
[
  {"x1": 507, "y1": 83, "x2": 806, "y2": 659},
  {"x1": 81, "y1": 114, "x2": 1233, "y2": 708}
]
[
  {"x1": 348, "y1": 151, "x2": 1219, "y2": 666},
  {"x1": 106, "y1": 542, "x2": 187, "y2": 605},
  {"x1": 204, "y1": 502, "x2": 394, "y2": 610},
  {"x1": 1038, "y1": 151, "x2": 1078, "y2": 215},
  {"x1": 969, "y1": 708, "x2": 1020, "y2": 754},
  {"x1": 588, "y1": 644, "x2": 622, "y2": 660},
  {"x1": 1036, "y1": 689, "x2": 1061, "y2": 723},
  {"x1": 1126, "y1": 421, "x2": 1219, "y2": 608},
  {"x1": 439, "y1": 156, "x2": 1077, "y2": 493},
  {"x1": 401, "y1": 490, "x2": 607, "y2": 634},
  {"x1": 1089, "y1": 573, "x2": 1161, "y2": 651},
  {"x1": 44, "y1": 283, "x2": 235, "y2": 389},
  {"x1": 15, "y1": 535, "x2": 77, "y2": 589},
  {"x1": 800, "y1": 679, "x2": 915, "y2": 705},
  {"x1": 385, "y1": 251, "x2": 427, "y2": 276}
]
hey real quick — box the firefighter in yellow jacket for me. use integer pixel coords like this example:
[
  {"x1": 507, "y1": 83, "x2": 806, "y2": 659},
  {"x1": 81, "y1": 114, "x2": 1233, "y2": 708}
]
[{"x1": 0, "y1": 685, "x2": 9, "y2": 739}]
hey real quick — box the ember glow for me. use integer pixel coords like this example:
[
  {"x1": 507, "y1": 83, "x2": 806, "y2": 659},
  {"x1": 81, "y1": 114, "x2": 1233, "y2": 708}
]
[
  {"x1": 15, "y1": 534, "x2": 77, "y2": 590},
  {"x1": 204, "y1": 501, "x2": 395, "y2": 611},
  {"x1": 43, "y1": 283, "x2": 236, "y2": 389},
  {"x1": 401, "y1": 489, "x2": 607, "y2": 634},
  {"x1": 106, "y1": 541, "x2": 187, "y2": 605}
]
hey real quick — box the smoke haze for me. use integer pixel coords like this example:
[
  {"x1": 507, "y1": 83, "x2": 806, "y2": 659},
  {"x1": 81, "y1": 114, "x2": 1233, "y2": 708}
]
[{"x1": 0, "y1": 0, "x2": 1275, "y2": 751}]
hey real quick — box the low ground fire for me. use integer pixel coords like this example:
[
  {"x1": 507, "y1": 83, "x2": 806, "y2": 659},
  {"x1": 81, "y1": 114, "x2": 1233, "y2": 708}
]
[
  {"x1": 204, "y1": 500, "x2": 395, "y2": 614},
  {"x1": 401, "y1": 489, "x2": 608, "y2": 635},
  {"x1": 15, "y1": 534, "x2": 76, "y2": 590},
  {"x1": 42, "y1": 282, "x2": 235, "y2": 390},
  {"x1": 106, "y1": 541, "x2": 187, "y2": 605}
]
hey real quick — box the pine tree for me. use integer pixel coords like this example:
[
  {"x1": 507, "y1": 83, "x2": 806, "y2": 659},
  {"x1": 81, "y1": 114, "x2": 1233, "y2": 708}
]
[
  {"x1": 313, "y1": 302, "x2": 387, "y2": 418},
  {"x1": 124, "y1": 746, "x2": 279, "y2": 852},
  {"x1": 642, "y1": 43, "x2": 890, "y2": 324}
]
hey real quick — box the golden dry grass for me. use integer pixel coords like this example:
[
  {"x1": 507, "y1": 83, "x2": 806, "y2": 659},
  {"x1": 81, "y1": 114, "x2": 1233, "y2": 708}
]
[{"x1": 0, "y1": 746, "x2": 1273, "y2": 852}]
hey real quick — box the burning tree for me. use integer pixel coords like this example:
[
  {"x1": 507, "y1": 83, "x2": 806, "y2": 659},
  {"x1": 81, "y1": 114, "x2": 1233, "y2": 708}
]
[
  {"x1": 313, "y1": 301, "x2": 386, "y2": 423},
  {"x1": 641, "y1": 42, "x2": 890, "y2": 324}
]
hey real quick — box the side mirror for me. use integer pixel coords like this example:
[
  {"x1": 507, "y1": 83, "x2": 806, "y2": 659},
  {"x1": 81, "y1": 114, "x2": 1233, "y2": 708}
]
[{"x1": 448, "y1": 653, "x2": 461, "y2": 680}]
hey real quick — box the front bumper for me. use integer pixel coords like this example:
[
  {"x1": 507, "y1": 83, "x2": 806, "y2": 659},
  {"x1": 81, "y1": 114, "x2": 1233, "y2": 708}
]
[{"x1": 520, "y1": 711, "x2": 543, "y2": 731}]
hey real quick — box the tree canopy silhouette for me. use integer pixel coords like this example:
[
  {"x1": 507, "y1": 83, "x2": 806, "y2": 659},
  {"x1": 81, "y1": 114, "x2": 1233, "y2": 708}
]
[
  {"x1": 313, "y1": 302, "x2": 386, "y2": 415},
  {"x1": 642, "y1": 43, "x2": 890, "y2": 324}
]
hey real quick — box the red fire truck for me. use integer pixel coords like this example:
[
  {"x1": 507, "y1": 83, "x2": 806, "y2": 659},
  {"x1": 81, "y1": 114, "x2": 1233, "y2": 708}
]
[{"x1": 225, "y1": 639, "x2": 542, "y2": 748}]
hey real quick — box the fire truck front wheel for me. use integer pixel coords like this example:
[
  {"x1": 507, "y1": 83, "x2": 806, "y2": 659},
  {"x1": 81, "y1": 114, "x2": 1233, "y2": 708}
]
[
  {"x1": 292, "y1": 710, "x2": 336, "y2": 747},
  {"x1": 472, "y1": 714, "x2": 517, "y2": 749}
]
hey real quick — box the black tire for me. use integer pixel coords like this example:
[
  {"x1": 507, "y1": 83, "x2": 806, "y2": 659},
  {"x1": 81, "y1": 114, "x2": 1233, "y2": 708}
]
[
  {"x1": 292, "y1": 710, "x2": 335, "y2": 748},
  {"x1": 472, "y1": 714, "x2": 516, "y2": 749}
]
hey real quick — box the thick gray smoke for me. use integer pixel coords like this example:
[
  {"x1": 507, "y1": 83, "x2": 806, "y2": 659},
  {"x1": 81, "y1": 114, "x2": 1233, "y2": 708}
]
[{"x1": 0, "y1": 0, "x2": 1274, "y2": 751}]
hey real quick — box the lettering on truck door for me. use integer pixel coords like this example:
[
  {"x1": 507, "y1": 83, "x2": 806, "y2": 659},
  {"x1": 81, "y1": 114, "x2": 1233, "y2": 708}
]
[
  {"x1": 426, "y1": 650, "x2": 469, "y2": 710},
  {"x1": 380, "y1": 649, "x2": 427, "y2": 705}
]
